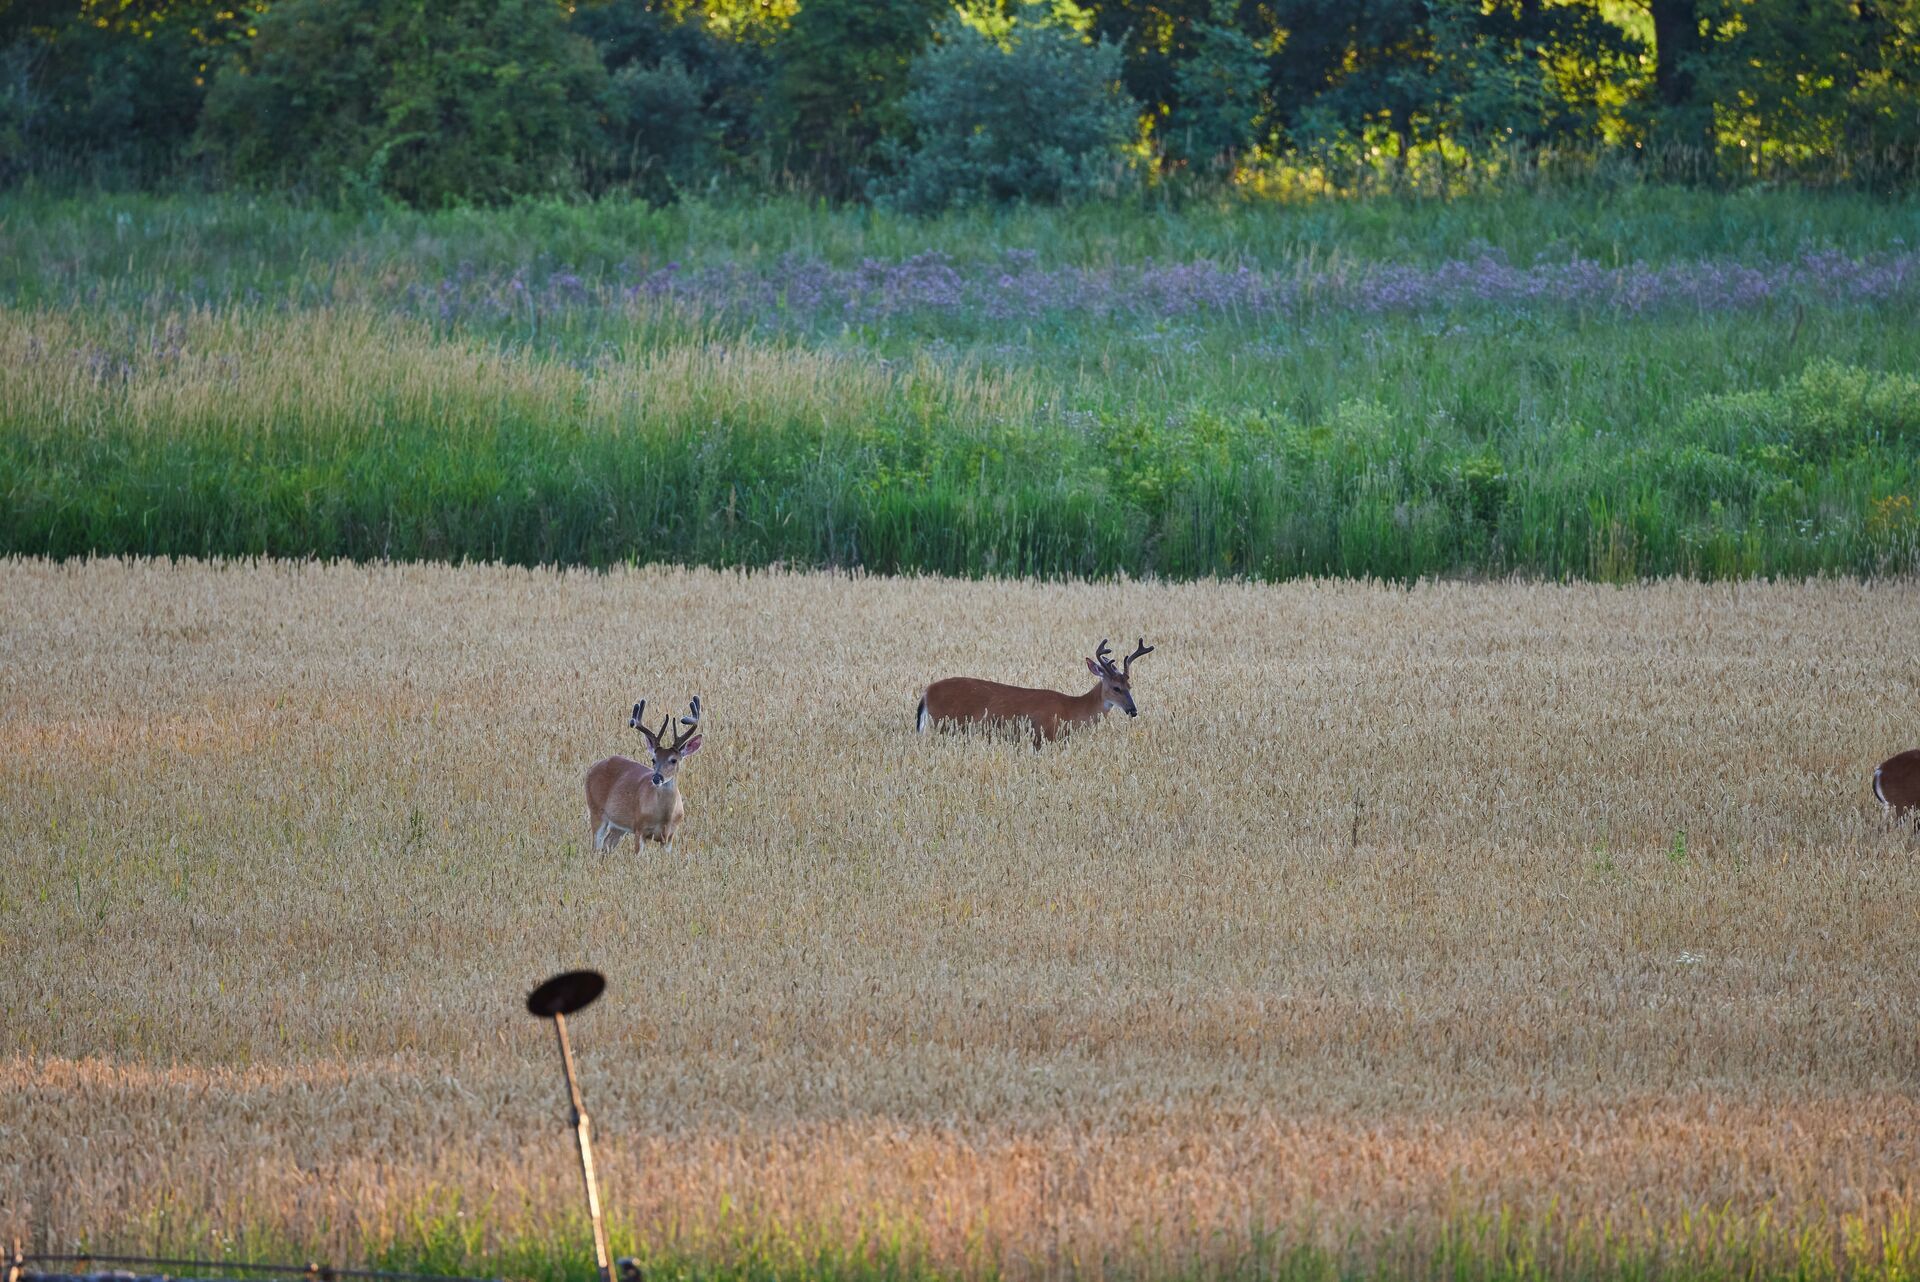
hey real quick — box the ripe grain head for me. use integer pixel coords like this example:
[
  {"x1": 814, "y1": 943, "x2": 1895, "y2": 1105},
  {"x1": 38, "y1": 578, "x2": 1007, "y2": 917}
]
[{"x1": 3, "y1": 561, "x2": 1918, "y2": 1276}]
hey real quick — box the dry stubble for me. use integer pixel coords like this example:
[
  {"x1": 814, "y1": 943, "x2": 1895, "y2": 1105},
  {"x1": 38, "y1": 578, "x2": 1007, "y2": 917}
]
[{"x1": 2, "y1": 560, "x2": 1918, "y2": 1276}]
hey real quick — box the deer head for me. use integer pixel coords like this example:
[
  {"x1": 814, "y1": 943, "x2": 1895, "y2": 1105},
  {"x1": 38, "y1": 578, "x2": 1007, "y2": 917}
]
[
  {"x1": 629, "y1": 695, "x2": 703, "y2": 787},
  {"x1": 1085, "y1": 637, "x2": 1153, "y2": 717}
]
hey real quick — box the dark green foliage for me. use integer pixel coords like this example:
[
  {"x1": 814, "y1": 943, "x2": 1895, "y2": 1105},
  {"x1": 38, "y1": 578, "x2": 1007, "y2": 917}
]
[
  {"x1": 575, "y1": 1, "x2": 769, "y2": 199},
  {"x1": 1166, "y1": 6, "x2": 1269, "y2": 170},
  {"x1": 1086, "y1": 0, "x2": 1283, "y2": 149},
  {"x1": 1696, "y1": 0, "x2": 1920, "y2": 176},
  {"x1": 0, "y1": 1, "x2": 248, "y2": 184},
  {"x1": 1269, "y1": 0, "x2": 1634, "y2": 180},
  {"x1": 874, "y1": 18, "x2": 1138, "y2": 212},
  {"x1": 1646, "y1": 0, "x2": 1710, "y2": 148},
  {"x1": 196, "y1": 0, "x2": 606, "y2": 207},
  {"x1": 9, "y1": 0, "x2": 1920, "y2": 202},
  {"x1": 1430, "y1": 0, "x2": 1632, "y2": 148},
  {"x1": 766, "y1": 0, "x2": 945, "y2": 198},
  {"x1": 1264, "y1": 0, "x2": 1437, "y2": 171},
  {"x1": 606, "y1": 59, "x2": 717, "y2": 202},
  {"x1": 0, "y1": 43, "x2": 36, "y2": 185},
  {"x1": 1631, "y1": 0, "x2": 1920, "y2": 173}
]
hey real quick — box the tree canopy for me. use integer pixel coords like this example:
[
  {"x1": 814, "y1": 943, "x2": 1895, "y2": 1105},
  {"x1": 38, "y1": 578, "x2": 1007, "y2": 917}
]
[{"x1": 5, "y1": 0, "x2": 1918, "y2": 204}]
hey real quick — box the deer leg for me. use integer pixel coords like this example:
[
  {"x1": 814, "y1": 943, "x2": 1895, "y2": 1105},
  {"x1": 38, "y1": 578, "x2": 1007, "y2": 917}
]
[{"x1": 598, "y1": 817, "x2": 634, "y2": 852}]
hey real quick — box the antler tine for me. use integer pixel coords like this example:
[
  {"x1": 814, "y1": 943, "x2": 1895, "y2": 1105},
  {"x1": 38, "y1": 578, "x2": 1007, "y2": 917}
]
[
  {"x1": 631, "y1": 699, "x2": 663, "y2": 748},
  {"x1": 1122, "y1": 636, "x2": 1154, "y2": 676},
  {"x1": 669, "y1": 695, "x2": 702, "y2": 751},
  {"x1": 1094, "y1": 637, "x2": 1118, "y2": 676}
]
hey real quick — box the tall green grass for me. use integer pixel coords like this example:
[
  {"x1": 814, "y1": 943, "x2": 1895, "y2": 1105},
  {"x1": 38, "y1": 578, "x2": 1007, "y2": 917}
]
[
  {"x1": 4, "y1": 302, "x2": 1916, "y2": 580},
  {"x1": 3, "y1": 186, "x2": 1918, "y2": 311},
  {"x1": 5, "y1": 188, "x2": 1919, "y2": 580},
  {"x1": 87, "y1": 1197, "x2": 1920, "y2": 1282}
]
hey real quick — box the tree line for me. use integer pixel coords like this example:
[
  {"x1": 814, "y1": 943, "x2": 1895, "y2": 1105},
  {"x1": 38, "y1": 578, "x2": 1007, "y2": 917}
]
[{"x1": 4, "y1": 0, "x2": 1918, "y2": 209}]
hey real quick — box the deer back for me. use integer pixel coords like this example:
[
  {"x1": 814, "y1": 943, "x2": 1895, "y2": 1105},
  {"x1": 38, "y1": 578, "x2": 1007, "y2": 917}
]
[
  {"x1": 586, "y1": 755, "x2": 650, "y2": 812},
  {"x1": 923, "y1": 676, "x2": 1095, "y2": 736},
  {"x1": 1876, "y1": 749, "x2": 1920, "y2": 809}
]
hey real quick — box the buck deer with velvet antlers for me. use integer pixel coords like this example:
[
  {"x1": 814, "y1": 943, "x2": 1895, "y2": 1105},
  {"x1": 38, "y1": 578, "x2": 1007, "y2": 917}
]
[
  {"x1": 586, "y1": 696, "x2": 702, "y2": 851},
  {"x1": 917, "y1": 637, "x2": 1154, "y2": 747}
]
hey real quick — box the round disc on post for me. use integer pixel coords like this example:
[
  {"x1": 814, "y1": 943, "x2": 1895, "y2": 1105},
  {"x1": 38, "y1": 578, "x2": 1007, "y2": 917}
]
[{"x1": 527, "y1": 969, "x2": 606, "y2": 1018}]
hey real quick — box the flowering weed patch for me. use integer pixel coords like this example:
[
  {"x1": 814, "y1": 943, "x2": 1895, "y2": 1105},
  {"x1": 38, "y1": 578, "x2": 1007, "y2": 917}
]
[{"x1": 1, "y1": 188, "x2": 1917, "y2": 579}]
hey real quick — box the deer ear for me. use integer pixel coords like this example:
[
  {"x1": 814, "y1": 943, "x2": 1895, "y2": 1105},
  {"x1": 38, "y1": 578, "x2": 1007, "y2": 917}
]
[
  {"x1": 1086, "y1": 658, "x2": 1101, "y2": 675},
  {"x1": 681, "y1": 735, "x2": 702, "y2": 756}
]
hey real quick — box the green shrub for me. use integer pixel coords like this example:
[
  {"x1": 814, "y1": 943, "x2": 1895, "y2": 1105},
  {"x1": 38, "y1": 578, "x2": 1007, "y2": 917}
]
[
  {"x1": 1166, "y1": 11, "x2": 1268, "y2": 172},
  {"x1": 1680, "y1": 361, "x2": 1920, "y2": 462},
  {"x1": 766, "y1": 0, "x2": 945, "y2": 199},
  {"x1": 0, "y1": 42, "x2": 36, "y2": 185},
  {"x1": 0, "y1": 5, "x2": 239, "y2": 185},
  {"x1": 197, "y1": 0, "x2": 606, "y2": 208},
  {"x1": 606, "y1": 60, "x2": 715, "y2": 202},
  {"x1": 575, "y1": 1, "x2": 769, "y2": 198},
  {"x1": 874, "y1": 18, "x2": 1138, "y2": 213}
]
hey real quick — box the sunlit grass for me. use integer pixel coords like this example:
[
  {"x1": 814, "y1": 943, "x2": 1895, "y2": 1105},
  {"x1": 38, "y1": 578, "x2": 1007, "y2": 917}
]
[
  {"x1": 5, "y1": 560, "x2": 1919, "y2": 1280},
  {"x1": 3, "y1": 302, "x2": 1917, "y2": 578}
]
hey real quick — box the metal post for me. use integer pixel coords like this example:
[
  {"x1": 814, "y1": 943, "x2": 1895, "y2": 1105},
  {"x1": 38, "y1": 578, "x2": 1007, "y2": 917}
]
[
  {"x1": 526, "y1": 970, "x2": 613, "y2": 1282},
  {"x1": 552, "y1": 1011, "x2": 612, "y2": 1282}
]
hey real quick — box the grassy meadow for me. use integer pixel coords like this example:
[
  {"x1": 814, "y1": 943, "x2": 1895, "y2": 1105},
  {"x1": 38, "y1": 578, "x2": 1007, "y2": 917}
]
[
  {"x1": 6, "y1": 184, "x2": 1920, "y2": 1281},
  {"x1": 6, "y1": 560, "x2": 1920, "y2": 1282},
  {"x1": 5, "y1": 188, "x2": 1920, "y2": 579}
]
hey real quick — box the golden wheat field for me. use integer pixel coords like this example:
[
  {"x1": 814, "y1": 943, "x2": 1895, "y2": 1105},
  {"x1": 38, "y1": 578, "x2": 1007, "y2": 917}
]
[{"x1": 4, "y1": 558, "x2": 1920, "y2": 1279}]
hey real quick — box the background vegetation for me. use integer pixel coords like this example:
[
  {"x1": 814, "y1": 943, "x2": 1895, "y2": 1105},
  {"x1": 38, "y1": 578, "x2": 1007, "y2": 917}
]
[
  {"x1": 5, "y1": 0, "x2": 1920, "y2": 207},
  {"x1": 6, "y1": 3, "x2": 1918, "y2": 581},
  {"x1": 3, "y1": 188, "x2": 1918, "y2": 580}
]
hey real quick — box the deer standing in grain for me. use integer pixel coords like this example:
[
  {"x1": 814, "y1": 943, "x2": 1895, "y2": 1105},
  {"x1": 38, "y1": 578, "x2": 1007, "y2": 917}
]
[
  {"x1": 917, "y1": 637, "x2": 1154, "y2": 747},
  {"x1": 1873, "y1": 749, "x2": 1920, "y2": 824},
  {"x1": 585, "y1": 696, "x2": 702, "y2": 851}
]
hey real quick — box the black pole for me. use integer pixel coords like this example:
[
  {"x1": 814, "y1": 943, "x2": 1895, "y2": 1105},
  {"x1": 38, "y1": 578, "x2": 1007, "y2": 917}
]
[
  {"x1": 551, "y1": 1012, "x2": 612, "y2": 1282},
  {"x1": 527, "y1": 971, "x2": 613, "y2": 1282}
]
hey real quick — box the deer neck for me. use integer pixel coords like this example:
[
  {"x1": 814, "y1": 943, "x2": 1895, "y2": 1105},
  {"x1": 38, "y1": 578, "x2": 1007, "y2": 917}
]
[
  {"x1": 645, "y1": 775, "x2": 677, "y2": 805},
  {"x1": 1073, "y1": 683, "x2": 1111, "y2": 722},
  {"x1": 636, "y1": 767, "x2": 676, "y2": 807}
]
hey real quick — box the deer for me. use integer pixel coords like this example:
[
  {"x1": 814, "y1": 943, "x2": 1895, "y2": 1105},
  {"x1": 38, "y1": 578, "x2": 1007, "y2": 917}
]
[
  {"x1": 585, "y1": 696, "x2": 702, "y2": 852},
  {"x1": 1873, "y1": 749, "x2": 1920, "y2": 823},
  {"x1": 916, "y1": 637, "x2": 1154, "y2": 747}
]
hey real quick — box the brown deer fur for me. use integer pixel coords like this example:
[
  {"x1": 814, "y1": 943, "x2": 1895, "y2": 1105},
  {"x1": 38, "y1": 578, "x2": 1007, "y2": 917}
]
[
  {"x1": 917, "y1": 638, "x2": 1152, "y2": 747},
  {"x1": 1874, "y1": 749, "x2": 1920, "y2": 820},
  {"x1": 585, "y1": 754, "x2": 686, "y2": 850},
  {"x1": 586, "y1": 698, "x2": 701, "y2": 851},
  {"x1": 919, "y1": 677, "x2": 1110, "y2": 746}
]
